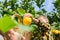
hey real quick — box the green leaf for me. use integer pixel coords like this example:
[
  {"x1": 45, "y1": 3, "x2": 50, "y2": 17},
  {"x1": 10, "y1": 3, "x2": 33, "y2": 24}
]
[
  {"x1": 12, "y1": 0, "x2": 17, "y2": 3},
  {"x1": 17, "y1": 8, "x2": 25, "y2": 16},
  {"x1": 0, "y1": 15, "x2": 17, "y2": 33}
]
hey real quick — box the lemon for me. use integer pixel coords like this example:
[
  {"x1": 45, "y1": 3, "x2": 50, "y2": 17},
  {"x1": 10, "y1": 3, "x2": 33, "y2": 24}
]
[
  {"x1": 23, "y1": 17, "x2": 32, "y2": 26},
  {"x1": 52, "y1": 30, "x2": 59, "y2": 34}
]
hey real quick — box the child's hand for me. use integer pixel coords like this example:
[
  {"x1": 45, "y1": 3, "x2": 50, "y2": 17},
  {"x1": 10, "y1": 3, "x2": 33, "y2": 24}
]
[{"x1": 8, "y1": 29, "x2": 19, "y2": 40}]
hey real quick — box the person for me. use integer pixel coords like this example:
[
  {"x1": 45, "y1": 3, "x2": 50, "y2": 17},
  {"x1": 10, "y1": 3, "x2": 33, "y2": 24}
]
[
  {"x1": 7, "y1": 13, "x2": 33, "y2": 40},
  {"x1": 32, "y1": 15, "x2": 53, "y2": 40}
]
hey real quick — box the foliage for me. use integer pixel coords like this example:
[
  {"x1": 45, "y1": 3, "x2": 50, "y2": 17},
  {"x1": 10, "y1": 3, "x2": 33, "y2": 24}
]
[
  {"x1": 0, "y1": 15, "x2": 17, "y2": 33},
  {"x1": 17, "y1": 8, "x2": 25, "y2": 16},
  {"x1": 54, "y1": 0, "x2": 60, "y2": 13}
]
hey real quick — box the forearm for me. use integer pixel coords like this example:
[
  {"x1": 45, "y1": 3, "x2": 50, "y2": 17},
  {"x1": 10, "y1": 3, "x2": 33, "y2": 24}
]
[{"x1": 33, "y1": 18, "x2": 39, "y2": 24}]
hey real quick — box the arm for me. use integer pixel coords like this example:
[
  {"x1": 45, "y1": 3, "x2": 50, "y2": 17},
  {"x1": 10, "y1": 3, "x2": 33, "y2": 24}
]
[
  {"x1": 33, "y1": 18, "x2": 39, "y2": 24},
  {"x1": 12, "y1": 13, "x2": 22, "y2": 23}
]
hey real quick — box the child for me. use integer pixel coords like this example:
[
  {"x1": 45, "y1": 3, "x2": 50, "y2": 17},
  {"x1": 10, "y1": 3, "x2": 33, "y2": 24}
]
[{"x1": 32, "y1": 15, "x2": 53, "y2": 40}]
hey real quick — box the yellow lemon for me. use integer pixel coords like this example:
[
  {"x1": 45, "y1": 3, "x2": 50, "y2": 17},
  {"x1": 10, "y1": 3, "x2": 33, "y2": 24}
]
[
  {"x1": 23, "y1": 17, "x2": 32, "y2": 26},
  {"x1": 52, "y1": 30, "x2": 59, "y2": 34}
]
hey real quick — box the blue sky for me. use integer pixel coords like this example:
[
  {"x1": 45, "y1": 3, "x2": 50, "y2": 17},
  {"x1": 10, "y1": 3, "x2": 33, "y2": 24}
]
[
  {"x1": 34, "y1": 0, "x2": 56, "y2": 12},
  {"x1": 0, "y1": 0, "x2": 56, "y2": 12},
  {"x1": 42, "y1": 0, "x2": 55, "y2": 12}
]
